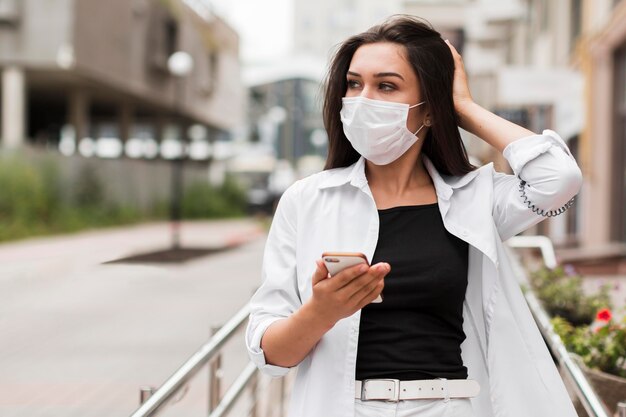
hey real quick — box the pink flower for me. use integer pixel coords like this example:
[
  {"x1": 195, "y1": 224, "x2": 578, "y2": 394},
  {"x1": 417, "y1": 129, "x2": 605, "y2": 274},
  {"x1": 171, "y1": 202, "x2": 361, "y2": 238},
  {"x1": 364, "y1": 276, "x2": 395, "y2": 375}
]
[{"x1": 596, "y1": 308, "x2": 612, "y2": 322}]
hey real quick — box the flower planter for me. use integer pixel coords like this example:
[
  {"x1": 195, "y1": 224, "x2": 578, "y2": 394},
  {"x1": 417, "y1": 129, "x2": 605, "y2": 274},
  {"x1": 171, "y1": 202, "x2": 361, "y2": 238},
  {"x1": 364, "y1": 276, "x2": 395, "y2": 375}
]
[{"x1": 581, "y1": 365, "x2": 626, "y2": 415}]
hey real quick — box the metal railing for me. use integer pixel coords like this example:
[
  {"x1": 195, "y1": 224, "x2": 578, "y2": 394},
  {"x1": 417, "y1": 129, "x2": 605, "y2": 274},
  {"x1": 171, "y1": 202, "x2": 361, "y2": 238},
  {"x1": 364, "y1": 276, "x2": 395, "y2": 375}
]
[
  {"x1": 506, "y1": 235, "x2": 612, "y2": 417},
  {"x1": 127, "y1": 234, "x2": 618, "y2": 417},
  {"x1": 128, "y1": 303, "x2": 286, "y2": 417}
]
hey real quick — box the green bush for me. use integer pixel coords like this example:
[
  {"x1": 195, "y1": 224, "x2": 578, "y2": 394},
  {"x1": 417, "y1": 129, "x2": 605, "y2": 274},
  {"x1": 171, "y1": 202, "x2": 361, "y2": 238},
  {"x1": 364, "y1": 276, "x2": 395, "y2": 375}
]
[
  {"x1": 182, "y1": 175, "x2": 246, "y2": 219},
  {"x1": 552, "y1": 313, "x2": 626, "y2": 378},
  {"x1": 531, "y1": 265, "x2": 626, "y2": 377},
  {"x1": 0, "y1": 155, "x2": 145, "y2": 241},
  {"x1": 529, "y1": 265, "x2": 612, "y2": 326},
  {"x1": 0, "y1": 153, "x2": 246, "y2": 242},
  {"x1": 71, "y1": 164, "x2": 105, "y2": 208},
  {"x1": 0, "y1": 155, "x2": 51, "y2": 239}
]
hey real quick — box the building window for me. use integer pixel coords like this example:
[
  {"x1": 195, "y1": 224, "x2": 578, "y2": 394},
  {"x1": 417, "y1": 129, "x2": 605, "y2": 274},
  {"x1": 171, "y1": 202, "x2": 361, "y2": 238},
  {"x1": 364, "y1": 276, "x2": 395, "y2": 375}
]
[
  {"x1": 570, "y1": 0, "x2": 582, "y2": 47},
  {"x1": 614, "y1": 44, "x2": 626, "y2": 241},
  {"x1": 566, "y1": 135, "x2": 580, "y2": 239},
  {"x1": 199, "y1": 52, "x2": 218, "y2": 96},
  {"x1": 536, "y1": 0, "x2": 549, "y2": 33},
  {"x1": 148, "y1": 6, "x2": 179, "y2": 72},
  {"x1": 165, "y1": 19, "x2": 178, "y2": 56},
  {"x1": 0, "y1": 0, "x2": 20, "y2": 25}
]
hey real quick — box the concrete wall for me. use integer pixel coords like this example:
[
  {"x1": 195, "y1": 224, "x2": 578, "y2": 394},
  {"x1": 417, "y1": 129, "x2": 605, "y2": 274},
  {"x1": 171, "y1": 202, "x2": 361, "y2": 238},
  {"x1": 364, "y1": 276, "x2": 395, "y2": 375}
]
[
  {"x1": 581, "y1": 0, "x2": 626, "y2": 247},
  {"x1": 22, "y1": 147, "x2": 210, "y2": 211},
  {"x1": 71, "y1": 0, "x2": 244, "y2": 129},
  {"x1": 0, "y1": 0, "x2": 74, "y2": 66},
  {"x1": 0, "y1": 0, "x2": 244, "y2": 141}
]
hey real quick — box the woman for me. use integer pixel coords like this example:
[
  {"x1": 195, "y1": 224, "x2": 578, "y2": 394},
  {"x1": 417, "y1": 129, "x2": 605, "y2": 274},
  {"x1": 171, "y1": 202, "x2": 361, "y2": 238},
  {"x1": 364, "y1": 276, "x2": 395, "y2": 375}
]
[{"x1": 246, "y1": 15, "x2": 581, "y2": 417}]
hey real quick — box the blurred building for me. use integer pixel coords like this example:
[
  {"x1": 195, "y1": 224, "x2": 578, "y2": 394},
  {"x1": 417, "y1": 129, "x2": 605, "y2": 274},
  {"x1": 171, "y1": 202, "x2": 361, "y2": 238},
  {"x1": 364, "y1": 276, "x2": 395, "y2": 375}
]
[
  {"x1": 244, "y1": 56, "x2": 327, "y2": 164},
  {"x1": 574, "y1": 0, "x2": 626, "y2": 251},
  {"x1": 0, "y1": 0, "x2": 244, "y2": 159},
  {"x1": 293, "y1": 0, "x2": 404, "y2": 61},
  {"x1": 231, "y1": 56, "x2": 327, "y2": 212}
]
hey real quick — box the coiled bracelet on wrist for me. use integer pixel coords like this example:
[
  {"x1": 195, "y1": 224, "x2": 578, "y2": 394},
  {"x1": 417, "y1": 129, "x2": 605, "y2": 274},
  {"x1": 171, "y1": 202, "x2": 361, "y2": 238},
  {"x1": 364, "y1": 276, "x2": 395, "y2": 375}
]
[{"x1": 518, "y1": 176, "x2": 576, "y2": 217}]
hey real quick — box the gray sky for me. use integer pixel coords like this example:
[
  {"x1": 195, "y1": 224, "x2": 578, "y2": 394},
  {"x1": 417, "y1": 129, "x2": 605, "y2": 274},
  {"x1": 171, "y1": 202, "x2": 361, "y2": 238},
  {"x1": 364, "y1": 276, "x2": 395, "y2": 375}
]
[{"x1": 211, "y1": 0, "x2": 294, "y2": 64}]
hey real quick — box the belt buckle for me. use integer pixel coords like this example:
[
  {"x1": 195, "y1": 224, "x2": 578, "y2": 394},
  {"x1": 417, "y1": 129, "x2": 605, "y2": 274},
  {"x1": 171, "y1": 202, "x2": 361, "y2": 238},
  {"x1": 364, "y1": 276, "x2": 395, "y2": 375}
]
[{"x1": 362, "y1": 379, "x2": 400, "y2": 402}]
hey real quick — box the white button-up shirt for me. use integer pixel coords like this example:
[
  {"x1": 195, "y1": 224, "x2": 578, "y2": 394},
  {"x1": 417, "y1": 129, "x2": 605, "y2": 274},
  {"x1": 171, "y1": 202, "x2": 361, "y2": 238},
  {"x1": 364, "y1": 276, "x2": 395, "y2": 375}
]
[{"x1": 246, "y1": 130, "x2": 583, "y2": 417}]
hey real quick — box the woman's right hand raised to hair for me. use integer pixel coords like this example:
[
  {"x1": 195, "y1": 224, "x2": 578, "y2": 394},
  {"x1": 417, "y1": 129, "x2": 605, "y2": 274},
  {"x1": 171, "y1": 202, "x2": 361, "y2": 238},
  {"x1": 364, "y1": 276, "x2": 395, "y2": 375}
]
[
  {"x1": 445, "y1": 39, "x2": 474, "y2": 115},
  {"x1": 307, "y1": 259, "x2": 389, "y2": 328},
  {"x1": 444, "y1": 39, "x2": 535, "y2": 151}
]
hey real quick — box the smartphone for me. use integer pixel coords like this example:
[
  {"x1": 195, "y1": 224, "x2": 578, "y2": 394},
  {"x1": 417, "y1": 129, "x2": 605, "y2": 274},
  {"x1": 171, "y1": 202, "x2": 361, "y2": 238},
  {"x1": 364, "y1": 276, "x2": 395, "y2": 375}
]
[{"x1": 321, "y1": 252, "x2": 383, "y2": 303}]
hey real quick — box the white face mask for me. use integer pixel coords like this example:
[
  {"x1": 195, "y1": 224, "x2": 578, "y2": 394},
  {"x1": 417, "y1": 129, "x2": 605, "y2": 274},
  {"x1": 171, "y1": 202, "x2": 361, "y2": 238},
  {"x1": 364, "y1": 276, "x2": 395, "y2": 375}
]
[{"x1": 340, "y1": 96, "x2": 426, "y2": 166}]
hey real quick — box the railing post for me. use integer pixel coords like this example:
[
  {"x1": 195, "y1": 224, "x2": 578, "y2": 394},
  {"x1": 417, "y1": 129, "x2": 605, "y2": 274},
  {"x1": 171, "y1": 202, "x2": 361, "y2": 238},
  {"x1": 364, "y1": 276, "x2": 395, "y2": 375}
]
[
  {"x1": 140, "y1": 386, "x2": 156, "y2": 405},
  {"x1": 249, "y1": 370, "x2": 258, "y2": 417},
  {"x1": 279, "y1": 377, "x2": 286, "y2": 417},
  {"x1": 209, "y1": 326, "x2": 222, "y2": 413},
  {"x1": 618, "y1": 401, "x2": 626, "y2": 417},
  {"x1": 129, "y1": 304, "x2": 251, "y2": 417}
]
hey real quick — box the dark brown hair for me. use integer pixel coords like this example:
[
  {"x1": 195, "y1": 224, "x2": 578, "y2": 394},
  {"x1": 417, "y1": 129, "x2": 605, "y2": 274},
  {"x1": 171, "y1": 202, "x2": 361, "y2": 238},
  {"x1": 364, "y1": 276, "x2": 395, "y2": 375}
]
[{"x1": 322, "y1": 15, "x2": 476, "y2": 175}]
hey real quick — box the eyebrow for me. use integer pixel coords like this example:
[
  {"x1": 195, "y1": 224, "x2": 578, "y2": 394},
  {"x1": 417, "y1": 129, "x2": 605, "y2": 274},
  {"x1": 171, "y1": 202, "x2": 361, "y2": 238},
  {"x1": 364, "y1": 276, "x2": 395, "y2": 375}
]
[{"x1": 347, "y1": 71, "x2": 405, "y2": 81}]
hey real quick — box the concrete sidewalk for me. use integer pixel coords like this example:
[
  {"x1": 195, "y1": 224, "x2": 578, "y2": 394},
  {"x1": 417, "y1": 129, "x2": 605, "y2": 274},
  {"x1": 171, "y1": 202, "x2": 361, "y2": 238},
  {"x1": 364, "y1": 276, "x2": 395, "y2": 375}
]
[
  {"x1": 0, "y1": 218, "x2": 265, "y2": 270},
  {"x1": 0, "y1": 218, "x2": 268, "y2": 417}
]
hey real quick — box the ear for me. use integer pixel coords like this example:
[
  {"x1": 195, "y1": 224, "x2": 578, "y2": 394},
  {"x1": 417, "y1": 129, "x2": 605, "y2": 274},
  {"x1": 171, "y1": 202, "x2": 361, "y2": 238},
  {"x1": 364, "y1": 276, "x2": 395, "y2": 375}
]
[{"x1": 424, "y1": 111, "x2": 432, "y2": 126}]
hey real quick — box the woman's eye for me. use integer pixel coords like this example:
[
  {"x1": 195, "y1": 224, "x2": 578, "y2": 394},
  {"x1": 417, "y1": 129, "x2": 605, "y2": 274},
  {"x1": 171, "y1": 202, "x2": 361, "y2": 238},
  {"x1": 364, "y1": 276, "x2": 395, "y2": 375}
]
[
  {"x1": 379, "y1": 83, "x2": 395, "y2": 91},
  {"x1": 347, "y1": 80, "x2": 360, "y2": 89}
]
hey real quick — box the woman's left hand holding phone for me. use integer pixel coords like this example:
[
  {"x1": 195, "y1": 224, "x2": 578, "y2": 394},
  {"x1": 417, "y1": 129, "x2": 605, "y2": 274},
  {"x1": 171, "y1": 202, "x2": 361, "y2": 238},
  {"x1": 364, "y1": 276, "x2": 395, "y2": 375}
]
[{"x1": 260, "y1": 259, "x2": 390, "y2": 368}]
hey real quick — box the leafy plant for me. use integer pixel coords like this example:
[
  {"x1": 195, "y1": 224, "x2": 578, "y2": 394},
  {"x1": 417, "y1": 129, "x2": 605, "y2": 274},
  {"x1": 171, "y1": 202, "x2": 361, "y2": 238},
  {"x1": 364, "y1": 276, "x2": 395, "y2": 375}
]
[
  {"x1": 182, "y1": 176, "x2": 246, "y2": 219},
  {"x1": 533, "y1": 265, "x2": 626, "y2": 378},
  {"x1": 529, "y1": 265, "x2": 612, "y2": 326},
  {"x1": 0, "y1": 152, "x2": 248, "y2": 242},
  {"x1": 552, "y1": 310, "x2": 626, "y2": 378}
]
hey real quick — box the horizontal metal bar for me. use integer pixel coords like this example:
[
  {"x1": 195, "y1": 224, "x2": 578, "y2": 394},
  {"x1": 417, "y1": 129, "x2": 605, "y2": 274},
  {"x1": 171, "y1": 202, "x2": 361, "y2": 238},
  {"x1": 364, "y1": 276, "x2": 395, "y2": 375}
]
[
  {"x1": 209, "y1": 362, "x2": 257, "y2": 417},
  {"x1": 505, "y1": 238, "x2": 610, "y2": 417},
  {"x1": 506, "y1": 235, "x2": 557, "y2": 268},
  {"x1": 129, "y1": 303, "x2": 251, "y2": 417}
]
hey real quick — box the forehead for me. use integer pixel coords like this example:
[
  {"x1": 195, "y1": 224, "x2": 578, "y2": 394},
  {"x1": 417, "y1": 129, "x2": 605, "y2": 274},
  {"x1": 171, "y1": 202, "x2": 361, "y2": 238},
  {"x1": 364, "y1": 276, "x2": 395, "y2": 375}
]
[{"x1": 348, "y1": 42, "x2": 413, "y2": 76}]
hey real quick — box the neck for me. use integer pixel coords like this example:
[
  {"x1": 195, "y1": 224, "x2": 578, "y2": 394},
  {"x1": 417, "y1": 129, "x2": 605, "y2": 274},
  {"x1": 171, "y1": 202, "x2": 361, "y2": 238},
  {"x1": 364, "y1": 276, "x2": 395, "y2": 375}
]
[{"x1": 365, "y1": 151, "x2": 431, "y2": 195}]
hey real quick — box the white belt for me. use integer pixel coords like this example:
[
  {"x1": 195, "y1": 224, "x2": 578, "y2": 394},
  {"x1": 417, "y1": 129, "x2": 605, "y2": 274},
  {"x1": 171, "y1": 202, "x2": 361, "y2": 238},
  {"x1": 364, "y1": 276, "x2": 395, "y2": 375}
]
[{"x1": 355, "y1": 378, "x2": 480, "y2": 402}]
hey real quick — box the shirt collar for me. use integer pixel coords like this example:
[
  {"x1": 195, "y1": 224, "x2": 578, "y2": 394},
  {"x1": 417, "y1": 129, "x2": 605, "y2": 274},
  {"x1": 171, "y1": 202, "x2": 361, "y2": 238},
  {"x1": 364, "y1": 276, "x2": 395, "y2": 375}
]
[
  {"x1": 318, "y1": 154, "x2": 483, "y2": 200},
  {"x1": 317, "y1": 157, "x2": 367, "y2": 190}
]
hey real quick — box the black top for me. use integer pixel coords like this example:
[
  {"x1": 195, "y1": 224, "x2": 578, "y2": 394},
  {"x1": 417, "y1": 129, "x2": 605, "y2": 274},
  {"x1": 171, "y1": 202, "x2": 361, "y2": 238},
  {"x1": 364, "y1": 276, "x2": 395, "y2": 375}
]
[{"x1": 355, "y1": 203, "x2": 469, "y2": 381}]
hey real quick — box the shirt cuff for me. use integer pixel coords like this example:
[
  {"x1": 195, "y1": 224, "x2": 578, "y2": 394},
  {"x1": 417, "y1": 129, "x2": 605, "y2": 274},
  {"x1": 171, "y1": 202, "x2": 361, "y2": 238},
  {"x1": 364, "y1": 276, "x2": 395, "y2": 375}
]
[
  {"x1": 502, "y1": 129, "x2": 574, "y2": 175},
  {"x1": 246, "y1": 316, "x2": 292, "y2": 377}
]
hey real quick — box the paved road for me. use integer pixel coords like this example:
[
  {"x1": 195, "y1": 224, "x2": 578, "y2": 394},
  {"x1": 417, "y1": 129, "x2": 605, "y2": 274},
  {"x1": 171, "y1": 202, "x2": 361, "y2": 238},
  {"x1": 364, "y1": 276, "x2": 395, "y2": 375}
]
[{"x1": 0, "y1": 219, "x2": 268, "y2": 417}]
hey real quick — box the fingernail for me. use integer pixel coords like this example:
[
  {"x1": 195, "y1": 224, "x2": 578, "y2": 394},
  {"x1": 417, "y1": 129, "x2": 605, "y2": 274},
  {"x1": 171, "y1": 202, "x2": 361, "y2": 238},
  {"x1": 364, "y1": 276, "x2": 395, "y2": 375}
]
[{"x1": 359, "y1": 264, "x2": 368, "y2": 273}]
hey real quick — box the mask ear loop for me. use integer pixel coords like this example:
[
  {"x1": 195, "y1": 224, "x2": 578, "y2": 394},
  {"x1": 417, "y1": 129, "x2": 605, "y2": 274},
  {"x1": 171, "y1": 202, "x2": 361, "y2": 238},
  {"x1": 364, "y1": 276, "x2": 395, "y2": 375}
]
[
  {"x1": 413, "y1": 124, "x2": 425, "y2": 136},
  {"x1": 409, "y1": 101, "x2": 427, "y2": 136},
  {"x1": 408, "y1": 101, "x2": 426, "y2": 109}
]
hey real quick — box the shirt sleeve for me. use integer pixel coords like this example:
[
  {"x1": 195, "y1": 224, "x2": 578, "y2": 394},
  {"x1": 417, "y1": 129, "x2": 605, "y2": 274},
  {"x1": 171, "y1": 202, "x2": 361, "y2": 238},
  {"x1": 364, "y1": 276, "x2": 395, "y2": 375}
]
[
  {"x1": 245, "y1": 181, "x2": 303, "y2": 377},
  {"x1": 492, "y1": 129, "x2": 583, "y2": 242}
]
